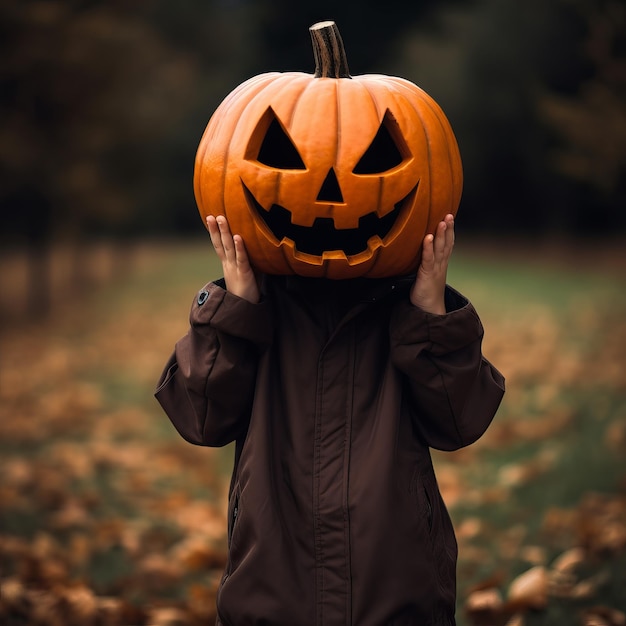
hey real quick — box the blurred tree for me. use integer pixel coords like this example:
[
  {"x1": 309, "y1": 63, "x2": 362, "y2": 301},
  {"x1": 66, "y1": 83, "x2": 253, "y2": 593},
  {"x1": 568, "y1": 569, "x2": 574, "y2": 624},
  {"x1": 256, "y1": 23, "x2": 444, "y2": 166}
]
[
  {"x1": 0, "y1": 1, "x2": 203, "y2": 312},
  {"x1": 538, "y1": 0, "x2": 626, "y2": 231},
  {"x1": 0, "y1": 1, "x2": 204, "y2": 239}
]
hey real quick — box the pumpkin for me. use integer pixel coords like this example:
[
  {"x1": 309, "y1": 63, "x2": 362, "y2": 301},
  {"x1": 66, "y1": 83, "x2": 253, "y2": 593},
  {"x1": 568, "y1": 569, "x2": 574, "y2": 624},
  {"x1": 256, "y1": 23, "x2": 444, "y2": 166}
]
[{"x1": 194, "y1": 21, "x2": 462, "y2": 279}]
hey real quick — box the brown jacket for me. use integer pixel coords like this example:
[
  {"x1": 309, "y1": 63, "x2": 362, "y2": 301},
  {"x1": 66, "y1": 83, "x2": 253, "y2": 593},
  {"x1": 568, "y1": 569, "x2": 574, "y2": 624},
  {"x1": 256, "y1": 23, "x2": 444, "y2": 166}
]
[{"x1": 155, "y1": 275, "x2": 505, "y2": 626}]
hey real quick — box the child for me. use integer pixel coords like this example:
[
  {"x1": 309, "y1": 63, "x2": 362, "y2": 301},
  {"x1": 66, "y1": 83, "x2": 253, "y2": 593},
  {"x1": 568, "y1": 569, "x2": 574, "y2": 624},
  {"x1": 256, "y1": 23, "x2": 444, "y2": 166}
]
[{"x1": 156, "y1": 213, "x2": 505, "y2": 626}]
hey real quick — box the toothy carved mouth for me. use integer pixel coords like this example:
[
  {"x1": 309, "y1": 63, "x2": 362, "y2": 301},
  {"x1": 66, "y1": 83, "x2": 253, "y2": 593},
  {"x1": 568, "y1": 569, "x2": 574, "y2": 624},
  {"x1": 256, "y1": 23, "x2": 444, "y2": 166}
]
[{"x1": 242, "y1": 183, "x2": 418, "y2": 257}]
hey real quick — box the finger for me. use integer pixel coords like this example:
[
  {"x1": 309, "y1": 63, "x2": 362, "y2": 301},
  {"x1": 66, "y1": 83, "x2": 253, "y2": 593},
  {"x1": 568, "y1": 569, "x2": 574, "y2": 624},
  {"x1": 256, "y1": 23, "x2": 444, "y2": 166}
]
[
  {"x1": 233, "y1": 234, "x2": 251, "y2": 269},
  {"x1": 443, "y1": 214, "x2": 455, "y2": 255},
  {"x1": 217, "y1": 215, "x2": 236, "y2": 260},
  {"x1": 207, "y1": 215, "x2": 220, "y2": 237},
  {"x1": 421, "y1": 233, "x2": 435, "y2": 269},
  {"x1": 207, "y1": 216, "x2": 225, "y2": 258},
  {"x1": 433, "y1": 220, "x2": 447, "y2": 259}
]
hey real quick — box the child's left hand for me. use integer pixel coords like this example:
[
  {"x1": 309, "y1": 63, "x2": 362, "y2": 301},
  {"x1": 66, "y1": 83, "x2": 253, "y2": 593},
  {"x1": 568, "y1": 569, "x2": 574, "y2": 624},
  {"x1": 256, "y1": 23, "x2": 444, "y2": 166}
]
[
  {"x1": 207, "y1": 215, "x2": 261, "y2": 304},
  {"x1": 410, "y1": 214, "x2": 455, "y2": 314}
]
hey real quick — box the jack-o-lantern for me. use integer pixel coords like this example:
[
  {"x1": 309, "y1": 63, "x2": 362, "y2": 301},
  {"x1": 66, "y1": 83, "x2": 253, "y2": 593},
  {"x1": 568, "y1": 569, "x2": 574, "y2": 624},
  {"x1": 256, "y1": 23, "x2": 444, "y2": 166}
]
[{"x1": 194, "y1": 21, "x2": 462, "y2": 279}]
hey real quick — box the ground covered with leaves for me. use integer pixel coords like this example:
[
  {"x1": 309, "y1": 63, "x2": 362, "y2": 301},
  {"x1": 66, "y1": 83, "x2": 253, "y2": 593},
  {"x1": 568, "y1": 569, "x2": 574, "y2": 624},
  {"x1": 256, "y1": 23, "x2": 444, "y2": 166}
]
[{"x1": 1, "y1": 241, "x2": 625, "y2": 626}]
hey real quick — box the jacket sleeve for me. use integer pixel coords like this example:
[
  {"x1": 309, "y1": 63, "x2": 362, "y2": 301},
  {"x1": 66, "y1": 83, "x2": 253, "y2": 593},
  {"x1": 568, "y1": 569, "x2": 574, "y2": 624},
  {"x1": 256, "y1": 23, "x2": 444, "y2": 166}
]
[
  {"x1": 390, "y1": 286, "x2": 505, "y2": 451},
  {"x1": 155, "y1": 281, "x2": 272, "y2": 447}
]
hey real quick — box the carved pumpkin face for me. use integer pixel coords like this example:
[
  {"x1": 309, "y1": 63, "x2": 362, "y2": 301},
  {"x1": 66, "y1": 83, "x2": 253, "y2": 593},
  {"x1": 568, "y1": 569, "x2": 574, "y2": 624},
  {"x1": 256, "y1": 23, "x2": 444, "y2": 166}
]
[{"x1": 194, "y1": 22, "x2": 462, "y2": 279}]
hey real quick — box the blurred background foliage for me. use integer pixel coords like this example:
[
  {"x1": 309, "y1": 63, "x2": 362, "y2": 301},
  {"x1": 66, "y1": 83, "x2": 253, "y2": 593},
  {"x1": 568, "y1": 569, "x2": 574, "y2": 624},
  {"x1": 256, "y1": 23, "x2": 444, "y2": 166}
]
[{"x1": 1, "y1": 0, "x2": 624, "y2": 273}]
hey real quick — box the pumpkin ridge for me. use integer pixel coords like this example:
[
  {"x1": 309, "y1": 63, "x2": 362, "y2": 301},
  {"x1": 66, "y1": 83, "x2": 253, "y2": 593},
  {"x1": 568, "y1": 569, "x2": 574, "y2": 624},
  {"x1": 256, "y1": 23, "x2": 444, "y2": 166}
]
[
  {"x1": 359, "y1": 80, "x2": 420, "y2": 219},
  {"x1": 413, "y1": 96, "x2": 434, "y2": 232},
  {"x1": 247, "y1": 74, "x2": 330, "y2": 222},
  {"x1": 288, "y1": 72, "x2": 332, "y2": 149},
  {"x1": 256, "y1": 73, "x2": 312, "y2": 132},
  {"x1": 396, "y1": 78, "x2": 460, "y2": 216},
  {"x1": 385, "y1": 75, "x2": 462, "y2": 211},
  {"x1": 195, "y1": 73, "x2": 279, "y2": 217},
  {"x1": 356, "y1": 80, "x2": 392, "y2": 221},
  {"x1": 338, "y1": 79, "x2": 381, "y2": 178},
  {"x1": 388, "y1": 77, "x2": 437, "y2": 231},
  {"x1": 358, "y1": 79, "x2": 384, "y2": 124},
  {"x1": 233, "y1": 74, "x2": 309, "y2": 257},
  {"x1": 430, "y1": 106, "x2": 457, "y2": 217},
  {"x1": 334, "y1": 79, "x2": 341, "y2": 172},
  {"x1": 283, "y1": 77, "x2": 340, "y2": 214}
]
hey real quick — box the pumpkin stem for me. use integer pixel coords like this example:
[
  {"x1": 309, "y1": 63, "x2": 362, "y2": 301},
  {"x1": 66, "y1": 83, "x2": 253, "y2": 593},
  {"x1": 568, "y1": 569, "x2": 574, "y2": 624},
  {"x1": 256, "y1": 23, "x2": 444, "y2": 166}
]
[{"x1": 310, "y1": 21, "x2": 351, "y2": 79}]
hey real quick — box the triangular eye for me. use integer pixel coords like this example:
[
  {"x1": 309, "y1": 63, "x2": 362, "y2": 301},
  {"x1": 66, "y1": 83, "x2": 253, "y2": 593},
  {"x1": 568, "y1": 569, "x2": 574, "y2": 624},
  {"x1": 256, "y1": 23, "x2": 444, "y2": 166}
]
[
  {"x1": 254, "y1": 111, "x2": 306, "y2": 170},
  {"x1": 353, "y1": 110, "x2": 409, "y2": 175}
]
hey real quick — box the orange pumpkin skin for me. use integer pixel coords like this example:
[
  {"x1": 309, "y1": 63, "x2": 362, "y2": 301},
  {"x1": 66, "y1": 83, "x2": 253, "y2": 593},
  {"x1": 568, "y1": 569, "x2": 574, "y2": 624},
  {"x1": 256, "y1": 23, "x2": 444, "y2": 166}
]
[{"x1": 194, "y1": 24, "x2": 462, "y2": 279}]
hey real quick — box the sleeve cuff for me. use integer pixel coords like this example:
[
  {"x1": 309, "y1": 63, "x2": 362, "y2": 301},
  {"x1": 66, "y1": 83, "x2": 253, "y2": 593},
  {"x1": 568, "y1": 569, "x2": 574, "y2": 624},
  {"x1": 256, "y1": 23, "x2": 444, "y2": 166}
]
[
  {"x1": 190, "y1": 281, "x2": 273, "y2": 347},
  {"x1": 391, "y1": 286, "x2": 484, "y2": 355}
]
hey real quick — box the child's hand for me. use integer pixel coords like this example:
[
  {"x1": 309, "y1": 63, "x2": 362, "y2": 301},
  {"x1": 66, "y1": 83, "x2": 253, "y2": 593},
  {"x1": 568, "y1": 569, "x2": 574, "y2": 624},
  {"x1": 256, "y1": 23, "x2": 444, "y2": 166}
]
[
  {"x1": 207, "y1": 215, "x2": 260, "y2": 303},
  {"x1": 410, "y1": 214, "x2": 455, "y2": 314}
]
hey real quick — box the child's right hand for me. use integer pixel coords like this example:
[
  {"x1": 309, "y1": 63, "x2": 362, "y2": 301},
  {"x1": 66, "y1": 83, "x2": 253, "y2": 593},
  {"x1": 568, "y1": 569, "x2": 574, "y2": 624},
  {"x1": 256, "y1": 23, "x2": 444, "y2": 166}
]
[{"x1": 207, "y1": 215, "x2": 260, "y2": 303}]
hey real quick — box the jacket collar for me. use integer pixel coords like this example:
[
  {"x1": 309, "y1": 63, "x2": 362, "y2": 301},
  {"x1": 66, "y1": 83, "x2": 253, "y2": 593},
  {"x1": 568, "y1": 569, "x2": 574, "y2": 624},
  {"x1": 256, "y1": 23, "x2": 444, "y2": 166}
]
[{"x1": 273, "y1": 274, "x2": 415, "y2": 304}]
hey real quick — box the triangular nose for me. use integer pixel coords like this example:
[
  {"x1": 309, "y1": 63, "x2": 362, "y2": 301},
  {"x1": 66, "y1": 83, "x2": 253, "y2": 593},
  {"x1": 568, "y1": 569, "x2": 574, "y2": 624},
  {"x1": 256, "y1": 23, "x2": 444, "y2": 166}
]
[{"x1": 316, "y1": 168, "x2": 344, "y2": 203}]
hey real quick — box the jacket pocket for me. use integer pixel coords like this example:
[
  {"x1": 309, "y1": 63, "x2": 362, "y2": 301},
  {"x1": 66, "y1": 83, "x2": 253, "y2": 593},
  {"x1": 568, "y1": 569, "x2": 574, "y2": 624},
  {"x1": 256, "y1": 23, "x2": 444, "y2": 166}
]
[
  {"x1": 413, "y1": 469, "x2": 458, "y2": 596},
  {"x1": 217, "y1": 487, "x2": 241, "y2": 625},
  {"x1": 227, "y1": 488, "x2": 240, "y2": 546},
  {"x1": 410, "y1": 466, "x2": 435, "y2": 536},
  {"x1": 222, "y1": 486, "x2": 241, "y2": 582},
  {"x1": 423, "y1": 484, "x2": 433, "y2": 533}
]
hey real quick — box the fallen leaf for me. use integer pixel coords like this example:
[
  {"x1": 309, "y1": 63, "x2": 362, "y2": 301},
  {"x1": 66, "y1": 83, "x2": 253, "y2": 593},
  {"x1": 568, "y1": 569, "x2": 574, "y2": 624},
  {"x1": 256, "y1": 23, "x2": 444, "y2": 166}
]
[
  {"x1": 581, "y1": 606, "x2": 626, "y2": 626},
  {"x1": 551, "y1": 546, "x2": 586, "y2": 574},
  {"x1": 507, "y1": 566, "x2": 549, "y2": 610},
  {"x1": 466, "y1": 587, "x2": 504, "y2": 612},
  {"x1": 147, "y1": 607, "x2": 190, "y2": 626}
]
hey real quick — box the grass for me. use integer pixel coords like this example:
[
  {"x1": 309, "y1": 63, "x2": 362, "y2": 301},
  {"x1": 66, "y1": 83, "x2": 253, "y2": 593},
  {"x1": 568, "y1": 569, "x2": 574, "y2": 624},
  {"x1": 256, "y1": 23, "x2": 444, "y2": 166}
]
[{"x1": 443, "y1": 244, "x2": 626, "y2": 623}]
